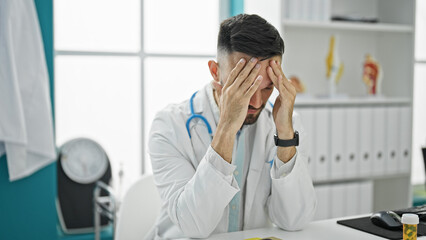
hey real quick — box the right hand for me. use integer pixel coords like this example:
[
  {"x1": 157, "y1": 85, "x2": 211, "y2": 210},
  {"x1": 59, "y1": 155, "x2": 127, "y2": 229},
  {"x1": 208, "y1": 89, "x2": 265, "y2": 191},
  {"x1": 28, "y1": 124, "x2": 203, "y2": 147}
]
[{"x1": 212, "y1": 57, "x2": 263, "y2": 134}]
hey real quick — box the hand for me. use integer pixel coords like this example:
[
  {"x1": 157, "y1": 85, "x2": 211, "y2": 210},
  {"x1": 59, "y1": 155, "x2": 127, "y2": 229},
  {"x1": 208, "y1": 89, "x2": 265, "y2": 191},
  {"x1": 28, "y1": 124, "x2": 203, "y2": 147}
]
[
  {"x1": 267, "y1": 60, "x2": 296, "y2": 139},
  {"x1": 212, "y1": 57, "x2": 263, "y2": 134},
  {"x1": 210, "y1": 57, "x2": 263, "y2": 163}
]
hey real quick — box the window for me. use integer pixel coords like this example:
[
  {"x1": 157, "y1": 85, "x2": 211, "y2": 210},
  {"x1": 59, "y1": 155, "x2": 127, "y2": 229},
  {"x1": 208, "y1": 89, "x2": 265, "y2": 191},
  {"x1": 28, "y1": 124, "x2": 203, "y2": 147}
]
[
  {"x1": 411, "y1": 0, "x2": 426, "y2": 185},
  {"x1": 54, "y1": 0, "x2": 220, "y2": 195}
]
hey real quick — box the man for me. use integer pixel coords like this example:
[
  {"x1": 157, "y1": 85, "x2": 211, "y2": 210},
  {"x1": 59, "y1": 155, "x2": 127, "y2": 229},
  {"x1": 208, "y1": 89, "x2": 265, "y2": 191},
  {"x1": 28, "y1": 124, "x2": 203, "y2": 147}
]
[{"x1": 147, "y1": 14, "x2": 316, "y2": 239}]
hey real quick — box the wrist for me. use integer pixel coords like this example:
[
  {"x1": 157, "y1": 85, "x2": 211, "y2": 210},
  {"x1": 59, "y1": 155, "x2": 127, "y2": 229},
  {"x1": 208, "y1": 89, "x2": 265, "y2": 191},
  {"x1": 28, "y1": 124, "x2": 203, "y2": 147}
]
[
  {"x1": 211, "y1": 123, "x2": 237, "y2": 163},
  {"x1": 276, "y1": 127, "x2": 294, "y2": 139},
  {"x1": 217, "y1": 120, "x2": 239, "y2": 137},
  {"x1": 277, "y1": 146, "x2": 296, "y2": 163}
]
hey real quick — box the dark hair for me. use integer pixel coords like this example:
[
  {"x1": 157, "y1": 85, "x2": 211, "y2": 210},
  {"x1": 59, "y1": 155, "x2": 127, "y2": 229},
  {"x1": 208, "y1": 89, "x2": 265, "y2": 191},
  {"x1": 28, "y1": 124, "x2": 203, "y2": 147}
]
[{"x1": 217, "y1": 14, "x2": 284, "y2": 60}]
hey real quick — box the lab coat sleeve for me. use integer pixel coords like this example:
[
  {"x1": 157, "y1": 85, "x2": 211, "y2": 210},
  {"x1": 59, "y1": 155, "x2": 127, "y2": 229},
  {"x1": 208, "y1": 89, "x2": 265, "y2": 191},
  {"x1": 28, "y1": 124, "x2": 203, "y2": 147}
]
[
  {"x1": 149, "y1": 111, "x2": 239, "y2": 238},
  {"x1": 273, "y1": 152, "x2": 296, "y2": 177},
  {"x1": 267, "y1": 113, "x2": 317, "y2": 231}
]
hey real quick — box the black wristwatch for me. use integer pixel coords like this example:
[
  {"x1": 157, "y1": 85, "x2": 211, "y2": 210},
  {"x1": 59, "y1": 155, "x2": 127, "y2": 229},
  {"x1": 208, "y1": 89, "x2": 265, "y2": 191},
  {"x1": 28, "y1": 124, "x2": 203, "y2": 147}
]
[{"x1": 274, "y1": 131, "x2": 299, "y2": 147}]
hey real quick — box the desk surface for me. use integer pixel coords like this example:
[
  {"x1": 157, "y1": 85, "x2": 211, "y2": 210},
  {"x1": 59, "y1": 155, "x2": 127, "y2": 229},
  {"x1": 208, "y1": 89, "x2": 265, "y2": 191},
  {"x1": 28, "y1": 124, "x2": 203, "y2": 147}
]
[{"x1": 202, "y1": 216, "x2": 426, "y2": 240}]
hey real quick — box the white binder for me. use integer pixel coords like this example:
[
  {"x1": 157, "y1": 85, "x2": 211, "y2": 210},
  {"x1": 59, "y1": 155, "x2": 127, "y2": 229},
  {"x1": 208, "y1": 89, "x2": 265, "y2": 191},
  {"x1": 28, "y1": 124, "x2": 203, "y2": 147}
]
[
  {"x1": 372, "y1": 106, "x2": 386, "y2": 176},
  {"x1": 345, "y1": 107, "x2": 359, "y2": 179},
  {"x1": 399, "y1": 106, "x2": 412, "y2": 173},
  {"x1": 359, "y1": 107, "x2": 373, "y2": 177},
  {"x1": 297, "y1": 108, "x2": 315, "y2": 179},
  {"x1": 331, "y1": 184, "x2": 346, "y2": 218},
  {"x1": 314, "y1": 108, "x2": 330, "y2": 181},
  {"x1": 359, "y1": 181, "x2": 373, "y2": 214},
  {"x1": 313, "y1": 185, "x2": 330, "y2": 220},
  {"x1": 330, "y1": 108, "x2": 345, "y2": 180},
  {"x1": 345, "y1": 182, "x2": 359, "y2": 216},
  {"x1": 386, "y1": 106, "x2": 399, "y2": 174}
]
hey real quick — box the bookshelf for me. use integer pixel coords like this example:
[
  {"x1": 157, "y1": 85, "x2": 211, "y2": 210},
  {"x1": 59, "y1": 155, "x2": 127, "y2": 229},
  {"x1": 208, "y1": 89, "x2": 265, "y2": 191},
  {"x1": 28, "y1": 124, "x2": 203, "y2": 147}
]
[{"x1": 280, "y1": 0, "x2": 416, "y2": 219}]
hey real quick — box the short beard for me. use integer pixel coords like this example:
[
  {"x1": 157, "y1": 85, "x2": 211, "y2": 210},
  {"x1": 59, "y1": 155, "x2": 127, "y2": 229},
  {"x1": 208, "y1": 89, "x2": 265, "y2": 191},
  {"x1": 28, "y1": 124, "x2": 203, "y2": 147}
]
[{"x1": 243, "y1": 104, "x2": 265, "y2": 125}]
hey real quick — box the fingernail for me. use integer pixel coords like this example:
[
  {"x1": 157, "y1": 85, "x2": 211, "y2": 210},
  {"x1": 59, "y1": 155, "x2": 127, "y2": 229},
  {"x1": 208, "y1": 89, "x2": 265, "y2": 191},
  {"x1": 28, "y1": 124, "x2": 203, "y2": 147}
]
[
  {"x1": 255, "y1": 63, "x2": 260, "y2": 69},
  {"x1": 239, "y1": 58, "x2": 246, "y2": 63},
  {"x1": 256, "y1": 75, "x2": 263, "y2": 81},
  {"x1": 250, "y1": 57, "x2": 257, "y2": 63}
]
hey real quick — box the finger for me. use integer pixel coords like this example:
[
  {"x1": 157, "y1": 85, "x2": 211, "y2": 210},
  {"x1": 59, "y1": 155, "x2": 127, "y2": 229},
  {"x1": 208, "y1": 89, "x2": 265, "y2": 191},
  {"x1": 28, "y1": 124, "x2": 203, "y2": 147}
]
[
  {"x1": 223, "y1": 58, "x2": 247, "y2": 89},
  {"x1": 269, "y1": 60, "x2": 283, "y2": 80},
  {"x1": 275, "y1": 61, "x2": 288, "y2": 79},
  {"x1": 239, "y1": 63, "x2": 261, "y2": 91},
  {"x1": 280, "y1": 74, "x2": 297, "y2": 96},
  {"x1": 267, "y1": 66, "x2": 279, "y2": 90},
  {"x1": 245, "y1": 75, "x2": 263, "y2": 97},
  {"x1": 269, "y1": 61, "x2": 296, "y2": 96},
  {"x1": 233, "y1": 57, "x2": 259, "y2": 87}
]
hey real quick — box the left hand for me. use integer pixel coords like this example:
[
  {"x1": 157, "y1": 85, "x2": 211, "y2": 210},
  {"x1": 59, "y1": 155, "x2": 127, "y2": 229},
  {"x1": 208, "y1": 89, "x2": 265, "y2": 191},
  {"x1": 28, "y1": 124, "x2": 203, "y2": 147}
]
[{"x1": 267, "y1": 60, "x2": 297, "y2": 139}]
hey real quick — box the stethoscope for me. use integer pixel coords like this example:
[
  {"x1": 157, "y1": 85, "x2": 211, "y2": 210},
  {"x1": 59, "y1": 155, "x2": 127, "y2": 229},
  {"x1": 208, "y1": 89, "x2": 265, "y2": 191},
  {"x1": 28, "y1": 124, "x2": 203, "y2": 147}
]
[
  {"x1": 186, "y1": 91, "x2": 213, "y2": 140},
  {"x1": 185, "y1": 91, "x2": 275, "y2": 168}
]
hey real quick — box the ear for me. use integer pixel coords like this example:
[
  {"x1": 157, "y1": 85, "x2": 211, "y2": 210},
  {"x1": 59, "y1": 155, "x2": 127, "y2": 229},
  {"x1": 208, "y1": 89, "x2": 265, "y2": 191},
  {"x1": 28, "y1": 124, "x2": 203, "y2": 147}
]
[
  {"x1": 208, "y1": 60, "x2": 220, "y2": 82},
  {"x1": 208, "y1": 60, "x2": 223, "y2": 93}
]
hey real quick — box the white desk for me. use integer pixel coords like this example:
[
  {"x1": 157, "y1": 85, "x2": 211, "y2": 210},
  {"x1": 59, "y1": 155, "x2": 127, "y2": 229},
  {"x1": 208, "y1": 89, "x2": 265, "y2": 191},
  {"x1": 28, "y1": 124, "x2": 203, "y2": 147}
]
[{"x1": 202, "y1": 216, "x2": 426, "y2": 240}]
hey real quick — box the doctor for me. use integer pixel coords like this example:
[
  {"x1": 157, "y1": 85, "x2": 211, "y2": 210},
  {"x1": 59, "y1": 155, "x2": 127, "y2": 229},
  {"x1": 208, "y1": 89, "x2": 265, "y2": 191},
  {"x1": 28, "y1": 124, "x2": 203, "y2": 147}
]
[{"x1": 147, "y1": 14, "x2": 316, "y2": 239}]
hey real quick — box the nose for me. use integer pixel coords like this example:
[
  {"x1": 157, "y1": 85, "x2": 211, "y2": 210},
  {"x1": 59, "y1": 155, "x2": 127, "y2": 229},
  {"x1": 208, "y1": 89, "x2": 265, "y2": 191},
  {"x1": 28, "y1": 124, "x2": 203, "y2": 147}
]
[{"x1": 249, "y1": 89, "x2": 262, "y2": 109}]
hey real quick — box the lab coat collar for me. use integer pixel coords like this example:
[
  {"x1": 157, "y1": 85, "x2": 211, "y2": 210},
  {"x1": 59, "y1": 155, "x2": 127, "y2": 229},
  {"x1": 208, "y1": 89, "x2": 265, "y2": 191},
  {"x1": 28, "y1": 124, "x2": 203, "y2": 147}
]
[{"x1": 186, "y1": 83, "x2": 208, "y2": 115}]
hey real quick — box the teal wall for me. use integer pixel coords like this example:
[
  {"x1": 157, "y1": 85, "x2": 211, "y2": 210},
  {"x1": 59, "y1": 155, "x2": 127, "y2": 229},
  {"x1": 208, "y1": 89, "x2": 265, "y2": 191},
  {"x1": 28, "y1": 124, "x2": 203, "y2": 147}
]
[
  {"x1": 230, "y1": 0, "x2": 244, "y2": 16},
  {"x1": 0, "y1": 0, "x2": 58, "y2": 239}
]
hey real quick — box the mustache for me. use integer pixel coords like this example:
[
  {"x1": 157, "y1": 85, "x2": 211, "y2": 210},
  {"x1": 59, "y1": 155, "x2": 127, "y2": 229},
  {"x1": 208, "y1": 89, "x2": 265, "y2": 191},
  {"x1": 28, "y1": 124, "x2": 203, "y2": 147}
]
[{"x1": 248, "y1": 104, "x2": 265, "y2": 111}]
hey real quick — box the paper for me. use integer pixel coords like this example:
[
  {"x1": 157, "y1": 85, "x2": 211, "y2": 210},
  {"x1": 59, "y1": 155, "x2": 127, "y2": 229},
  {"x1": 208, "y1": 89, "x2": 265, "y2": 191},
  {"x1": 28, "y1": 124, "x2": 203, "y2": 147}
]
[{"x1": 245, "y1": 237, "x2": 282, "y2": 240}]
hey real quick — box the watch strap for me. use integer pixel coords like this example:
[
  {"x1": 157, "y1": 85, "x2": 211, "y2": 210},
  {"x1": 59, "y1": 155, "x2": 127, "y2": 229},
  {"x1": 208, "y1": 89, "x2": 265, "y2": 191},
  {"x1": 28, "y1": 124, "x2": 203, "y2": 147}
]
[{"x1": 274, "y1": 131, "x2": 299, "y2": 147}]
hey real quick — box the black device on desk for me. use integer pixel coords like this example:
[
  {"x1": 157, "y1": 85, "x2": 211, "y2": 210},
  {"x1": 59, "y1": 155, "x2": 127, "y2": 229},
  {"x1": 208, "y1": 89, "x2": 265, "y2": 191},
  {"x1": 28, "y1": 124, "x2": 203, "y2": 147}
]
[
  {"x1": 370, "y1": 211, "x2": 402, "y2": 230},
  {"x1": 338, "y1": 205, "x2": 426, "y2": 240},
  {"x1": 393, "y1": 204, "x2": 426, "y2": 221},
  {"x1": 370, "y1": 204, "x2": 426, "y2": 230}
]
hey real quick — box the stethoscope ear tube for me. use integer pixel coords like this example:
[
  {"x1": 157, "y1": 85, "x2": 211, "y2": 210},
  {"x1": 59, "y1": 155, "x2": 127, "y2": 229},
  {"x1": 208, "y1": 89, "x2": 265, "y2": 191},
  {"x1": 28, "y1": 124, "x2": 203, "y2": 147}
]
[{"x1": 186, "y1": 91, "x2": 213, "y2": 139}]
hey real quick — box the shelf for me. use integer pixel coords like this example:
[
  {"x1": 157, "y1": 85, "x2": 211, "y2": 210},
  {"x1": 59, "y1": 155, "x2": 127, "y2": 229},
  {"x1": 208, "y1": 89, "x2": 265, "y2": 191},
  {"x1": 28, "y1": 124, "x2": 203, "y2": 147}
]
[
  {"x1": 313, "y1": 173, "x2": 411, "y2": 186},
  {"x1": 282, "y1": 20, "x2": 414, "y2": 33},
  {"x1": 294, "y1": 97, "x2": 412, "y2": 107}
]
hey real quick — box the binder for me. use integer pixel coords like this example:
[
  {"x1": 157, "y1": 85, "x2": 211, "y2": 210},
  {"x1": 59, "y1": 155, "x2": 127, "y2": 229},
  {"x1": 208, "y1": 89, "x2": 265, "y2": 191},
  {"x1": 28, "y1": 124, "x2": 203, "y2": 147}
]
[
  {"x1": 359, "y1": 181, "x2": 373, "y2": 214},
  {"x1": 372, "y1": 106, "x2": 386, "y2": 176},
  {"x1": 313, "y1": 185, "x2": 330, "y2": 220},
  {"x1": 297, "y1": 108, "x2": 315, "y2": 179},
  {"x1": 345, "y1": 107, "x2": 359, "y2": 179},
  {"x1": 386, "y1": 106, "x2": 399, "y2": 174},
  {"x1": 399, "y1": 106, "x2": 412, "y2": 173},
  {"x1": 331, "y1": 184, "x2": 346, "y2": 218},
  {"x1": 359, "y1": 107, "x2": 373, "y2": 177},
  {"x1": 330, "y1": 108, "x2": 345, "y2": 180},
  {"x1": 314, "y1": 108, "x2": 330, "y2": 181},
  {"x1": 345, "y1": 182, "x2": 359, "y2": 216}
]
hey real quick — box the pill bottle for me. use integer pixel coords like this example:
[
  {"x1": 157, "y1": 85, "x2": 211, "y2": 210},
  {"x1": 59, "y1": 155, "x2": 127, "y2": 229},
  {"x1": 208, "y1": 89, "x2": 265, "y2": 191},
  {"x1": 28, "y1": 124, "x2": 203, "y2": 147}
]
[{"x1": 402, "y1": 213, "x2": 419, "y2": 240}]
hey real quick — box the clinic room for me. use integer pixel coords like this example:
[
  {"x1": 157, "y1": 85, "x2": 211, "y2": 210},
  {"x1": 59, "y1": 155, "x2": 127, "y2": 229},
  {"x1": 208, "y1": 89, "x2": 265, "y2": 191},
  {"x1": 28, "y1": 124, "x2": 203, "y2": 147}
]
[{"x1": 2, "y1": 0, "x2": 426, "y2": 239}]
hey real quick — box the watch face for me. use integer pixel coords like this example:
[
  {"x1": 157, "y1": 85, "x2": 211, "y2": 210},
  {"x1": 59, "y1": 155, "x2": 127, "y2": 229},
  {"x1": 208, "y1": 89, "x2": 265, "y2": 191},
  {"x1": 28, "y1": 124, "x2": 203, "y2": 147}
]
[{"x1": 60, "y1": 138, "x2": 108, "y2": 184}]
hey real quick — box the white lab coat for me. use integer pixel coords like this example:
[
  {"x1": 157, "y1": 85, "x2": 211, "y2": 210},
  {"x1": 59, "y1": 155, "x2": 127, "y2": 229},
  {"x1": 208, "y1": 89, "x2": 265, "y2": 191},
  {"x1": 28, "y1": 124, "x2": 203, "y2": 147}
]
[
  {"x1": 147, "y1": 83, "x2": 316, "y2": 239},
  {"x1": 0, "y1": 0, "x2": 56, "y2": 181}
]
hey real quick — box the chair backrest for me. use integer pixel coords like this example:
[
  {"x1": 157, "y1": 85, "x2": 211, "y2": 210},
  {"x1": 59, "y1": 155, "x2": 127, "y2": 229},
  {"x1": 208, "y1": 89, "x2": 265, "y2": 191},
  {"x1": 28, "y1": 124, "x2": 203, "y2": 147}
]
[{"x1": 115, "y1": 174, "x2": 161, "y2": 240}]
